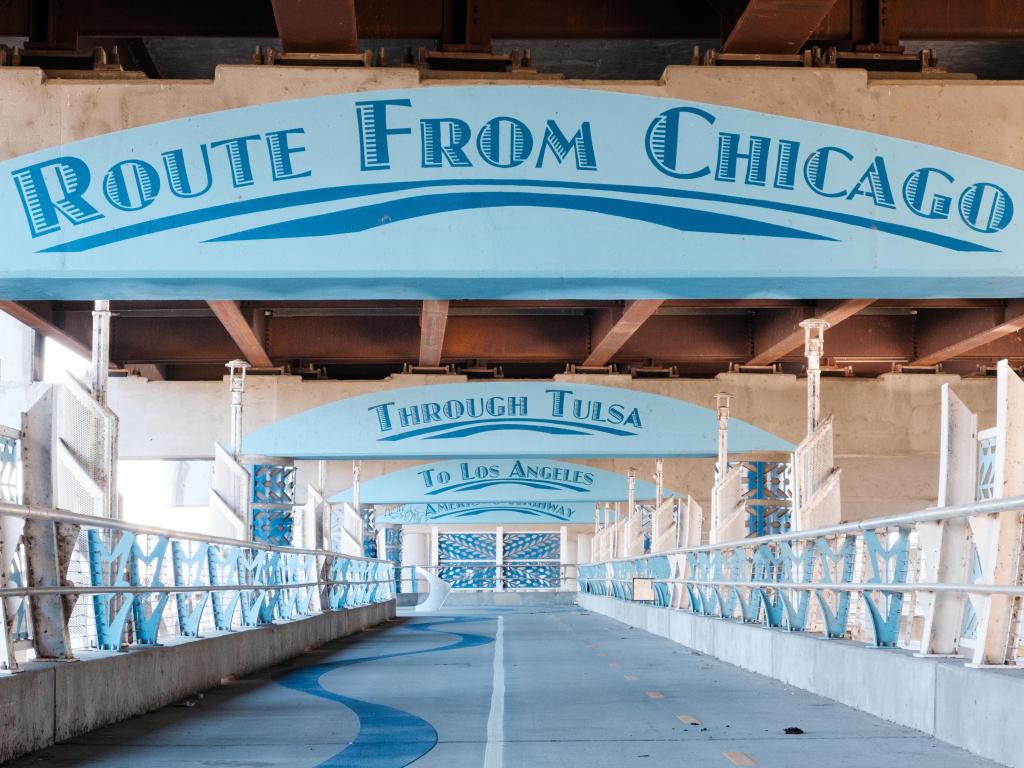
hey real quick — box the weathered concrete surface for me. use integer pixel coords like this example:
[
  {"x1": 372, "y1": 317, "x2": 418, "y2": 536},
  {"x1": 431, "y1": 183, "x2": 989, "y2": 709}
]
[
  {"x1": 0, "y1": 600, "x2": 394, "y2": 764},
  {"x1": 2, "y1": 65, "x2": 1024, "y2": 168},
  {"x1": 579, "y1": 593, "x2": 1024, "y2": 768},
  {"x1": 4, "y1": 605, "x2": 996, "y2": 767}
]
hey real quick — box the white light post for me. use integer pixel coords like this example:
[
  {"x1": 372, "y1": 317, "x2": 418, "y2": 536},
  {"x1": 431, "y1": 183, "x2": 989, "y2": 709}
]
[
  {"x1": 714, "y1": 391, "x2": 732, "y2": 480},
  {"x1": 91, "y1": 300, "x2": 111, "y2": 404},
  {"x1": 654, "y1": 458, "x2": 664, "y2": 508},
  {"x1": 225, "y1": 359, "x2": 250, "y2": 461},
  {"x1": 800, "y1": 319, "x2": 830, "y2": 435}
]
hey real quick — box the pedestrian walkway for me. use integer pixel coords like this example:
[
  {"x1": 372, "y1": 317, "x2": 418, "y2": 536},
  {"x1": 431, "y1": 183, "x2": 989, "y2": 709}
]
[{"x1": 9, "y1": 606, "x2": 995, "y2": 767}]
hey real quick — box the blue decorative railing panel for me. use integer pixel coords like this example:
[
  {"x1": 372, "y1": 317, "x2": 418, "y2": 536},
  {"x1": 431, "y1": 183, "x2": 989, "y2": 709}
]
[
  {"x1": 251, "y1": 464, "x2": 296, "y2": 547},
  {"x1": 580, "y1": 523, "x2": 916, "y2": 649}
]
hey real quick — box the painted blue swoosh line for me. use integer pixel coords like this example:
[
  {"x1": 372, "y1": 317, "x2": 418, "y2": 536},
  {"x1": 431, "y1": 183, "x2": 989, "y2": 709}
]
[
  {"x1": 426, "y1": 478, "x2": 589, "y2": 495},
  {"x1": 378, "y1": 417, "x2": 638, "y2": 441},
  {"x1": 208, "y1": 191, "x2": 831, "y2": 242},
  {"x1": 276, "y1": 616, "x2": 494, "y2": 767},
  {"x1": 433, "y1": 506, "x2": 569, "y2": 520},
  {"x1": 39, "y1": 178, "x2": 994, "y2": 254}
]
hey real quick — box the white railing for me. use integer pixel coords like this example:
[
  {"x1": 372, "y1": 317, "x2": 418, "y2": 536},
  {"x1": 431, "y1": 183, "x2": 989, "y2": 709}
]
[
  {"x1": 332, "y1": 502, "x2": 364, "y2": 556},
  {"x1": 210, "y1": 442, "x2": 250, "y2": 538},
  {"x1": 711, "y1": 463, "x2": 746, "y2": 544},
  {"x1": 792, "y1": 414, "x2": 841, "y2": 529},
  {"x1": 0, "y1": 500, "x2": 394, "y2": 672},
  {"x1": 579, "y1": 495, "x2": 1024, "y2": 665}
]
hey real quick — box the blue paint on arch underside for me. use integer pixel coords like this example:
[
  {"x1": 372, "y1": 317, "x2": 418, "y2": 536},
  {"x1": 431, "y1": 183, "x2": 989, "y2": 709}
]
[
  {"x1": 277, "y1": 616, "x2": 495, "y2": 767},
  {"x1": 242, "y1": 382, "x2": 795, "y2": 460},
  {"x1": 207, "y1": 190, "x2": 833, "y2": 244},
  {"x1": 39, "y1": 178, "x2": 992, "y2": 255},
  {"x1": 379, "y1": 417, "x2": 638, "y2": 441}
]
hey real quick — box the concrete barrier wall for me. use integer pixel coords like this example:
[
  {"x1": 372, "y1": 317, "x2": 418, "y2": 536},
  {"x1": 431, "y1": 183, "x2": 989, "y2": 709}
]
[
  {"x1": 578, "y1": 593, "x2": 1023, "y2": 768},
  {"x1": 0, "y1": 600, "x2": 395, "y2": 764}
]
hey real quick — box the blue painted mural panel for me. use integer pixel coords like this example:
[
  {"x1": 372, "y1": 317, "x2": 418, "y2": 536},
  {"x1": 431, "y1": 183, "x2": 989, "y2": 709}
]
[{"x1": 1, "y1": 86, "x2": 1021, "y2": 299}]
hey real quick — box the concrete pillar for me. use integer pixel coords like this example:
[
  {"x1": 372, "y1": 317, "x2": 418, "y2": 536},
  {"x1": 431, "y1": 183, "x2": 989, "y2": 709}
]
[{"x1": 577, "y1": 533, "x2": 593, "y2": 565}]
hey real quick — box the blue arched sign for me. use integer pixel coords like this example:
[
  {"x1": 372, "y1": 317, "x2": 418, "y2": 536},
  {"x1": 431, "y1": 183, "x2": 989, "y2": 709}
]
[
  {"x1": 330, "y1": 458, "x2": 671, "y2": 504},
  {"x1": 375, "y1": 502, "x2": 596, "y2": 525},
  {"x1": 242, "y1": 382, "x2": 793, "y2": 459},
  {"x1": 2, "y1": 86, "x2": 1021, "y2": 298}
]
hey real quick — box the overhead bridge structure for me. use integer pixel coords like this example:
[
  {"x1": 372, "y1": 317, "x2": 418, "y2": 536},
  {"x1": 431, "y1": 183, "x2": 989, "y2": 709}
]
[{"x1": 2, "y1": 1, "x2": 1024, "y2": 767}]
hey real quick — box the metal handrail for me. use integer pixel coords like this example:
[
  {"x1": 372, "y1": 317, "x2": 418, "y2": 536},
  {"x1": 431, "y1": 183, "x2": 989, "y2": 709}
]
[
  {"x1": 0, "y1": 501, "x2": 383, "y2": 563},
  {"x1": 604, "y1": 578, "x2": 1024, "y2": 597},
  {"x1": 0, "y1": 578, "x2": 391, "y2": 599},
  {"x1": 602, "y1": 494, "x2": 1024, "y2": 561}
]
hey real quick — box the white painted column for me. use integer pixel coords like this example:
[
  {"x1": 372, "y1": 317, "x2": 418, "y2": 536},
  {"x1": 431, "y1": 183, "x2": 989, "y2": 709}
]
[
  {"x1": 402, "y1": 531, "x2": 430, "y2": 593},
  {"x1": 559, "y1": 525, "x2": 571, "y2": 590},
  {"x1": 495, "y1": 525, "x2": 504, "y2": 591},
  {"x1": 577, "y1": 533, "x2": 593, "y2": 565}
]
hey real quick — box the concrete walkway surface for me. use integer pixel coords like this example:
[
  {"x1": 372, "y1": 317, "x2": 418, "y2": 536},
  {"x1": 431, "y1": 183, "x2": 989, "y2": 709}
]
[{"x1": 8, "y1": 606, "x2": 998, "y2": 767}]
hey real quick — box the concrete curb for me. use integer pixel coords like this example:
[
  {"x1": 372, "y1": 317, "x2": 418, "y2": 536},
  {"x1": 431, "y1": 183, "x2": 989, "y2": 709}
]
[
  {"x1": 577, "y1": 593, "x2": 1022, "y2": 768},
  {"x1": 0, "y1": 600, "x2": 396, "y2": 764}
]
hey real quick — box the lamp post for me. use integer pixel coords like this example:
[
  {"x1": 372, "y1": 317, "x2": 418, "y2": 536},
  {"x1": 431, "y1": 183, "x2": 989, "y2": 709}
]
[
  {"x1": 90, "y1": 300, "x2": 111, "y2": 404},
  {"x1": 714, "y1": 391, "x2": 732, "y2": 480},
  {"x1": 799, "y1": 319, "x2": 830, "y2": 435},
  {"x1": 225, "y1": 359, "x2": 250, "y2": 461}
]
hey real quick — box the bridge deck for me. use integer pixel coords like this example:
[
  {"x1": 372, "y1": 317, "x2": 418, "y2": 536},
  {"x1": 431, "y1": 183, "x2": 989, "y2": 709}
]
[{"x1": 11, "y1": 606, "x2": 994, "y2": 767}]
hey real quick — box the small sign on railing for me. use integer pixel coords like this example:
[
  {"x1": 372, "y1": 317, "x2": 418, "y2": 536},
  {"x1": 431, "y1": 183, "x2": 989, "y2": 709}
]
[{"x1": 633, "y1": 577, "x2": 656, "y2": 602}]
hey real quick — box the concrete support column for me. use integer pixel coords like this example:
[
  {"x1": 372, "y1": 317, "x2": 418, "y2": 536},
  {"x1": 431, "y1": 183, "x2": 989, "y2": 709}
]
[
  {"x1": 401, "y1": 530, "x2": 429, "y2": 593},
  {"x1": 576, "y1": 532, "x2": 593, "y2": 565},
  {"x1": 495, "y1": 525, "x2": 504, "y2": 591}
]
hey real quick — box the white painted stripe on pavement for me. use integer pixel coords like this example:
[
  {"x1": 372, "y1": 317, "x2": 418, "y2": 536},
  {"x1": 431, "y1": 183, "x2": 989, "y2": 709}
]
[{"x1": 484, "y1": 615, "x2": 505, "y2": 768}]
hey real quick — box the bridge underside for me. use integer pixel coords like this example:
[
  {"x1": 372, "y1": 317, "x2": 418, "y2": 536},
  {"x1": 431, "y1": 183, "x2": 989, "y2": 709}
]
[{"x1": 9, "y1": 605, "x2": 994, "y2": 767}]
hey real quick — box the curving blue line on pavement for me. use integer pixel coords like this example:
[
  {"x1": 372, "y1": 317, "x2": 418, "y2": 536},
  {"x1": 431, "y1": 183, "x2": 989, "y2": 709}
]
[{"x1": 276, "y1": 616, "x2": 495, "y2": 768}]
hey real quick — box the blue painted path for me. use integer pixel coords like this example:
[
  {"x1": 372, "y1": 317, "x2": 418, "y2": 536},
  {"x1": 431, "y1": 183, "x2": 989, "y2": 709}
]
[{"x1": 9, "y1": 606, "x2": 998, "y2": 767}]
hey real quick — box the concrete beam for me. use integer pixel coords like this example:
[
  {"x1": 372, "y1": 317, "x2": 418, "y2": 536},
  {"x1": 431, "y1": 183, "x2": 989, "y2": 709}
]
[
  {"x1": 418, "y1": 300, "x2": 450, "y2": 367},
  {"x1": 747, "y1": 298, "x2": 874, "y2": 365},
  {"x1": 583, "y1": 300, "x2": 663, "y2": 367},
  {"x1": 206, "y1": 301, "x2": 273, "y2": 368},
  {"x1": 912, "y1": 301, "x2": 1024, "y2": 365}
]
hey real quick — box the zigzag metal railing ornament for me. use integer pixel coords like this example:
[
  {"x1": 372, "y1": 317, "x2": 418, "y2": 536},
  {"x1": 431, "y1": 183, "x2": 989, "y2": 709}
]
[
  {"x1": 0, "y1": 501, "x2": 393, "y2": 661},
  {"x1": 578, "y1": 496, "x2": 1024, "y2": 655}
]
